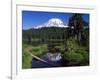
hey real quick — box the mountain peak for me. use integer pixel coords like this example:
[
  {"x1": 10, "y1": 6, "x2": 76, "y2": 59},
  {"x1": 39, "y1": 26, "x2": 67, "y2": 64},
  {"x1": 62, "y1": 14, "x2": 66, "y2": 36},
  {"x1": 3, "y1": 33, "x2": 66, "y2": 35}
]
[
  {"x1": 46, "y1": 18, "x2": 64, "y2": 27},
  {"x1": 34, "y1": 18, "x2": 68, "y2": 29}
]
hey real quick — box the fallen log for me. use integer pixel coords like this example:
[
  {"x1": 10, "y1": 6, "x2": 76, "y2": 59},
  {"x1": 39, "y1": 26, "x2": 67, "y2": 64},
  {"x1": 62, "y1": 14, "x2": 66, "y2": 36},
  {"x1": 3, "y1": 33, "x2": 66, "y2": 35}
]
[{"x1": 29, "y1": 52, "x2": 58, "y2": 67}]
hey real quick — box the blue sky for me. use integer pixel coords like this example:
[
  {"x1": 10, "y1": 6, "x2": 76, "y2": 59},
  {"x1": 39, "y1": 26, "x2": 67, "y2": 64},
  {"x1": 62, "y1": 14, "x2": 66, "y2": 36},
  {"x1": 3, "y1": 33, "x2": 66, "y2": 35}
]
[{"x1": 22, "y1": 11, "x2": 89, "y2": 30}]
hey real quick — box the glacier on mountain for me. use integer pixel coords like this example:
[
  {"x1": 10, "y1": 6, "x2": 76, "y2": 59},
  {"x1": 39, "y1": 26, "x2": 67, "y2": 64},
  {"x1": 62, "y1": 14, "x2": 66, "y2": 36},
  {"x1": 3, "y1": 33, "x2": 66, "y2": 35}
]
[{"x1": 34, "y1": 18, "x2": 68, "y2": 29}]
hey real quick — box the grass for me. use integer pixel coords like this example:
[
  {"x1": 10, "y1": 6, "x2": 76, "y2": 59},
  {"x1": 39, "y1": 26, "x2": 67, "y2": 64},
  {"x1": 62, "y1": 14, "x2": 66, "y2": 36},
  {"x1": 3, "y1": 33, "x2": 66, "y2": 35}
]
[
  {"x1": 22, "y1": 44, "x2": 32, "y2": 69},
  {"x1": 22, "y1": 43, "x2": 48, "y2": 69},
  {"x1": 31, "y1": 44, "x2": 48, "y2": 56},
  {"x1": 22, "y1": 37, "x2": 89, "y2": 68}
]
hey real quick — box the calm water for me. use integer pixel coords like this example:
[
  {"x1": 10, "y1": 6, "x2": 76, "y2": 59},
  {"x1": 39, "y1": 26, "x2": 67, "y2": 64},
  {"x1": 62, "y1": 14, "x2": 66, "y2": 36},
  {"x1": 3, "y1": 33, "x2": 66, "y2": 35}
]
[{"x1": 31, "y1": 53, "x2": 63, "y2": 68}]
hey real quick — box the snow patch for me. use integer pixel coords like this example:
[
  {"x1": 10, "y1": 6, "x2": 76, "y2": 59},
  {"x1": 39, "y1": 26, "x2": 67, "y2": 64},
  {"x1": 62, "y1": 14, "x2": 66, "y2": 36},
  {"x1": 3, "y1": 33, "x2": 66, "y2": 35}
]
[{"x1": 34, "y1": 18, "x2": 68, "y2": 29}]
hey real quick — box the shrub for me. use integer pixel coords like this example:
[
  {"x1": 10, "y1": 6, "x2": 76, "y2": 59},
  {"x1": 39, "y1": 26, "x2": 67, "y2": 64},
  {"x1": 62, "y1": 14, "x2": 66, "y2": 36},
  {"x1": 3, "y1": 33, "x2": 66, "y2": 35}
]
[{"x1": 62, "y1": 38, "x2": 89, "y2": 66}]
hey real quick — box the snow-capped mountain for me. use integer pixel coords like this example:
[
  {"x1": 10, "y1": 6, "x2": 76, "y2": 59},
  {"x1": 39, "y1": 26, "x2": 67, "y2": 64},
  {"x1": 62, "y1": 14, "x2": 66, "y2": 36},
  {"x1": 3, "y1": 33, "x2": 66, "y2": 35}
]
[{"x1": 34, "y1": 18, "x2": 68, "y2": 29}]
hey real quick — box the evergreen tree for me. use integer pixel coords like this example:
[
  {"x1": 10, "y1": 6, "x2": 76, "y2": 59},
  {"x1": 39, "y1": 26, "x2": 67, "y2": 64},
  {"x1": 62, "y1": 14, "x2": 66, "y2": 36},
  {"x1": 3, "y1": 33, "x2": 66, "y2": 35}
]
[{"x1": 68, "y1": 13, "x2": 84, "y2": 41}]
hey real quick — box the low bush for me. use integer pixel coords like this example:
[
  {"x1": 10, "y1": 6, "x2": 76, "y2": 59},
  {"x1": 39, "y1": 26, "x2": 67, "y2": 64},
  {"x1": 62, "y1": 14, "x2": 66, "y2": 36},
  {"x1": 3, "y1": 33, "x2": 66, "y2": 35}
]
[{"x1": 62, "y1": 38, "x2": 89, "y2": 66}]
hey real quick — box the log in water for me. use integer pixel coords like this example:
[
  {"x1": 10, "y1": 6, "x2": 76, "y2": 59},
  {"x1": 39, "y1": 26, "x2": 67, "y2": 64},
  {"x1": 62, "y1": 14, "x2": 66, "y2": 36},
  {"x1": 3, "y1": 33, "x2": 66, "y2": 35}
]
[{"x1": 31, "y1": 52, "x2": 63, "y2": 68}]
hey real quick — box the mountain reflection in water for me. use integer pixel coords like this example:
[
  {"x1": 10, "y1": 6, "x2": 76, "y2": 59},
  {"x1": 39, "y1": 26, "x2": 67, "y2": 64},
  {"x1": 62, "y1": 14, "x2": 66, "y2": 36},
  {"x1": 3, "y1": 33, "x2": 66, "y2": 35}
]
[{"x1": 31, "y1": 52, "x2": 63, "y2": 68}]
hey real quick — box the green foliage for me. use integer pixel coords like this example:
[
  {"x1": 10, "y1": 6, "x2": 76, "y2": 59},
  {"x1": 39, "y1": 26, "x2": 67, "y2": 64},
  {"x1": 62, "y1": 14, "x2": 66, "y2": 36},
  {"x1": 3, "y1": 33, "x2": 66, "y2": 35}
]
[
  {"x1": 81, "y1": 28, "x2": 89, "y2": 46},
  {"x1": 22, "y1": 44, "x2": 48, "y2": 69},
  {"x1": 62, "y1": 38, "x2": 89, "y2": 66},
  {"x1": 22, "y1": 51, "x2": 32, "y2": 69},
  {"x1": 31, "y1": 44, "x2": 48, "y2": 56},
  {"x1": 68, "y1": 13, "x2": 84, "y2": 28},
  {"x1": 22, "y1": 27, "x2": 67, "y2": 44},
  {"x1": 22, "y1": 44, "x2": 32, "y2": 69}
]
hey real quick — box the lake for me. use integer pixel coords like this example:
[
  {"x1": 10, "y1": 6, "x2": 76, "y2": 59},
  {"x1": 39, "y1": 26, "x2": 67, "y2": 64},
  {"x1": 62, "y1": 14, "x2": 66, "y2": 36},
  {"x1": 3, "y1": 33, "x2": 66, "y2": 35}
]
[{"x1": 31, "y1": 52, "x2": 63, "y2": 68}]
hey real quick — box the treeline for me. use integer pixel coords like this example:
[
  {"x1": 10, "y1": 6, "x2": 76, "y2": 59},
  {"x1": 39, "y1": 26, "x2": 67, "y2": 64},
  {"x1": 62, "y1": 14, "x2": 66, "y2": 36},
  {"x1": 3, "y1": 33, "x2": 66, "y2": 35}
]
[
  {"x1": 23, "y1": 27, "x2": 89, "y2": 45},
  {"x1": 23, "y1": 27, "x2": 69, "y2": 44}
]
